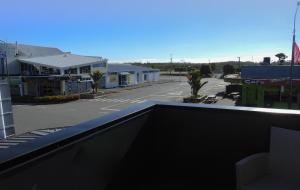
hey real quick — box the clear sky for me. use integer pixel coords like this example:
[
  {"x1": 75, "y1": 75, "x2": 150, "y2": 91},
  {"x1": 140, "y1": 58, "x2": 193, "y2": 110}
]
[{"x1": 0, "y1": 0, "x2": 298, "y2": 63}]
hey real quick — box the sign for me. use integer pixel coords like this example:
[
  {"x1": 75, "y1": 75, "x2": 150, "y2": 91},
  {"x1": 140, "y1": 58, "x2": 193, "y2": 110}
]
[
  {"x1": 280, "y1": 85, "x2": 284, "y2": 93},
  {"x1": 243, "y1": 79, "x2": 261, "y2": 84},
  {"x1": 109, "y1": 74, "x2": 117, "y2": 82}
]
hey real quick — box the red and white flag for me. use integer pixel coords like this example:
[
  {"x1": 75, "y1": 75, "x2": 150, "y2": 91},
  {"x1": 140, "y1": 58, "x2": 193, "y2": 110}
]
[{"x1": 294, "y1": 42, "x2": 300, "y2": 64}]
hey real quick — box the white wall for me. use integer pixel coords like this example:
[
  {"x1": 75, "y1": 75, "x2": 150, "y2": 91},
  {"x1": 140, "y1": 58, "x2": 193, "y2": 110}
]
[
  {"x1": 105, "y1": 73, "x2": 119, "y2": 88},
  {"x1": 104, "y1": 71, "x2": 160, "y2": 88},
  {"x1": 129, "y1": 74, "x2": 135, "y2": 85},
  {"x1": 136, "y1": 72, "x2": 143, "y2": 84},
  {"x1": 153, "y1": 71, "x2": 160, "y2": 81}
]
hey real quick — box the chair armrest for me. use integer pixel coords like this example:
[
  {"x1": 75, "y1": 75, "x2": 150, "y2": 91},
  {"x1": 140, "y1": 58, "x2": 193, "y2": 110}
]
[{"x1": 236, "y1": 153, "x2": 269, "y2": 190}]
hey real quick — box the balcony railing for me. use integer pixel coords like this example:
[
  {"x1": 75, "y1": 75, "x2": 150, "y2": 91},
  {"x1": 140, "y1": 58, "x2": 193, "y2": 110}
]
[{"x1": 1, "y1": 101, "x2": 300, "y2": 190}]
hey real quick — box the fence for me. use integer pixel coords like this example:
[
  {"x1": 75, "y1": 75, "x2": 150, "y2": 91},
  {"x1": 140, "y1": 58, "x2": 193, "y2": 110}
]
[{"x1": 65, "y1": 81, "x2": 92, "y2": 94}]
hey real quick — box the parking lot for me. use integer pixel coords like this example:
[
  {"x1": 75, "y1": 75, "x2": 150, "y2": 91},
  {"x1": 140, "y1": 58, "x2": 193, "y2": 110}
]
[{"x1": 12, "y1": 76, "x2": 234, "y2": 134}]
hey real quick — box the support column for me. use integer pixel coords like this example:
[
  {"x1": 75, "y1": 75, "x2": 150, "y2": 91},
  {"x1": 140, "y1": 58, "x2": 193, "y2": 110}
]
[
  {"x1": 0, "y1": 80, "x2": 15, "y2": 139},
  {"x1": 61, "y1": 80, "x2": 66, "y2": 95}
]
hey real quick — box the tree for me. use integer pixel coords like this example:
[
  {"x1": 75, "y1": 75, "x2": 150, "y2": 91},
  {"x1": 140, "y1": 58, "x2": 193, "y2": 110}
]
[
  {"x1": 200, "y1": 64, "x2": 212, "y2": 77},
  {"x1": 275, "y1": 53, "x2": 288, "y2": 65},
  {"x1": 90, "y1": 70, "x2": 103, "y2": 94},
  {"x1": 223, "y1": 64, "x2": 235, "y2": 76},
  {"x1": 210, "y1": 63, "x2": 216, "y2": 72},
  {"x1": 186, "y1": 71, "x2": 208, "y2": 97}
]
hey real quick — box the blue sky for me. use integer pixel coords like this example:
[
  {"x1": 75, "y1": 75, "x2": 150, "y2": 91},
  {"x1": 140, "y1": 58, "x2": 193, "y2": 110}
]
[{"x1": 0, "y1": 0, "x2": 298, "y2": 62}]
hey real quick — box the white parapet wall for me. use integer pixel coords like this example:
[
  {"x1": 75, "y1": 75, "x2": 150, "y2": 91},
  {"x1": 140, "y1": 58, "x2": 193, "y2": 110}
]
[{"x1": 0, "y1": 80, "x2": 15, "y2": 139}]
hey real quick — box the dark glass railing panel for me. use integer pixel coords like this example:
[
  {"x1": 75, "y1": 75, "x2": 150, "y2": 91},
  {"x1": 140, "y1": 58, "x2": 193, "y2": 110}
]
[{"x1": 1, "y1": 102, "x2": 300, "y2": 190}]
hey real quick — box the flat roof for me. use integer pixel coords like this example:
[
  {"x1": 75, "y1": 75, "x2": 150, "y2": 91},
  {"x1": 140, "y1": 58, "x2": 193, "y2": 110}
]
[
  {"x1": 18, "y1": 53, "x2": 105, "y2": 69},
  {"x1": 241, "y1": 65, "x2": 300, "y2": 79}
]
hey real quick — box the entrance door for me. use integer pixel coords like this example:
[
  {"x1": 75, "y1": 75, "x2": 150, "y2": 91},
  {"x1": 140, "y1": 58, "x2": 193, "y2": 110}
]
[{"x1": 119, "y1": 75, "x2": 128, "y2": 86}]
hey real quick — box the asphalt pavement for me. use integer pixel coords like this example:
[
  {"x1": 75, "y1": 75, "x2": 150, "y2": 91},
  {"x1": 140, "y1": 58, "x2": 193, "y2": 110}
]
[{"x1": 12, "y1": 76, "x2": 232, "y2": 135}]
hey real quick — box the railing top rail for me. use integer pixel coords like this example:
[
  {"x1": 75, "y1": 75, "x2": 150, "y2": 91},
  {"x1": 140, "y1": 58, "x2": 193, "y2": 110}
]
[{"x1": 154, "y1": 101, "x2": 300, "y2": 115}]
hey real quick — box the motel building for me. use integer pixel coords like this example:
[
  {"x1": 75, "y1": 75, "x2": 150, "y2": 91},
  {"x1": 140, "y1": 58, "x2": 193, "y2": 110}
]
[{"x1": 0, "y1": 42, "x2": 160, "y2": 97}]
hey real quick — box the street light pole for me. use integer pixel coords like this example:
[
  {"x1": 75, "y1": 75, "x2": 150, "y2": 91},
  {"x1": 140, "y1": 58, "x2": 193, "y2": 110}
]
[{"x1": 289, "y1": 2, "x2": 300, "y2": 109}]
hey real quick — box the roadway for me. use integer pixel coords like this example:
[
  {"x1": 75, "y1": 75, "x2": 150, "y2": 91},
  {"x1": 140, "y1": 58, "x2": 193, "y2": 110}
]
[{"x1": 12, "y1": 77, "x2": 231, "y2": 135}]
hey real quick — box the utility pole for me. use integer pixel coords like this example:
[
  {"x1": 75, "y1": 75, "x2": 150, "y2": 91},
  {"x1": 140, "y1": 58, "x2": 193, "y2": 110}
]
[
  {"x1": 237, "y1": 57, "x2": 241, "y2": 72},
  {"x1": 169, "y1": 54, "x2": 173, "y2": 81},
  {"x1": 289, "y1": 2, "x2": 300, "y2": 109}
]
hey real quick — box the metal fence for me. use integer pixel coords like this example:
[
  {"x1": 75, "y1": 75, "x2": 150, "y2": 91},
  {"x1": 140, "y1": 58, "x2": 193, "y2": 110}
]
[{"x1": 65, "y1": 81, "x2": 92, "y2": 94}]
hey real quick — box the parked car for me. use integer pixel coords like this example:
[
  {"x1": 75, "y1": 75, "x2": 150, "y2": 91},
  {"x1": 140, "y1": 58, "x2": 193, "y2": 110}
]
[
  {"x1": 228, "y1": 92, "x2": 240, "y2": 100},
  {"x1": 203, "y1": 95, "x2": 217, "y2": 104}
]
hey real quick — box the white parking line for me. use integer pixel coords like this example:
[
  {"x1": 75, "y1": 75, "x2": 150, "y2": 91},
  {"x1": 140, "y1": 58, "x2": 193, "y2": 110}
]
[
  {"x1": 103, "y1": 98, "x2": 121, "y2": 102},
  {"x1": 101, "y1": 108, "x2": 121, "y2": 111},
  {"x1": 98, "y1": 111, "x2": 109, "y2": 114},
  {"x1": 168, "y1": 91, "x2": 183, "y2": 96},
  {"x1": 91, "y1": 97, "x2": 144, "y2": 104},
  {"x1": 131, "y1": 100, "x2": 145, "y2": 103},
  {"x1": 150, "y1": 94, "x2": 185, "y2": 98}
]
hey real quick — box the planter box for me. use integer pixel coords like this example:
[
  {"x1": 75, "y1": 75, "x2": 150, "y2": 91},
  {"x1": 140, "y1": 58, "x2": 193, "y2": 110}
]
[
  {"x1": 80, "y1": 93, "x2": 96, "y2": 99},
  {"x1": 183, "y1": 95, "x2": 207, "y2": 103}
]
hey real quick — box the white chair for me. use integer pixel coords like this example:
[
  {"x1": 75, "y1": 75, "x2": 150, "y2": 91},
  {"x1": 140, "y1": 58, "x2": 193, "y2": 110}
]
[{"x1": 236, "y1": 127, "x2": 300, "y2": 190}]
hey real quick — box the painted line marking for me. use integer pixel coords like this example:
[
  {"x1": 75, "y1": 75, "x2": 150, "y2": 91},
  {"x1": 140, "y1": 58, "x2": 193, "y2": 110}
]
[
  {"x1": 91, "y1": 98, "x2": 146, "y2": 104},
  {"x1": 101, "y1": 108, "x2": 120, "y2": 111},
  {"x1": 98, "y1": 111, "x2": 109, "y2": 114},
  {"x1": 150, "y1": 94, "x2": 185, "y2": 98},
  {"x1": 131, "y1": 100, "x2": 144, "y2": 103},
  {"x1": 168, "y1": 91, "x2": 183, "y2": 96}
]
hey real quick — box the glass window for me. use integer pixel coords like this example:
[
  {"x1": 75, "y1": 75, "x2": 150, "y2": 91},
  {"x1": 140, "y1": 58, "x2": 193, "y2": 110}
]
[
  {"x1": 64, "y1": 68, "x2": 77, "y2": 75},
  {"x1": 80, "y1": 66, "x2": 91, "y2": 74}
]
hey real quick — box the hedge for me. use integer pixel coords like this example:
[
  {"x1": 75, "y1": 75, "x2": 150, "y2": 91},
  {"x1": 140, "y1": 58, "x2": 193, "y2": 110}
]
[{"x1": 12, "y1": 94, "x2": 80, "y2": 104}]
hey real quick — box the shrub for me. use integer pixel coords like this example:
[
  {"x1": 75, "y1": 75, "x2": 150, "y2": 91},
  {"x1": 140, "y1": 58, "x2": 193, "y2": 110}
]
[
  {"x1": 200, "y1": 64, "x2": 212, "y2": 77},
  {"x1": 12, "y1": 94, "x2": 80, "y2": 104},
  {"x1": 223, "y1": 64, "x2": 235, "y2": 76}
]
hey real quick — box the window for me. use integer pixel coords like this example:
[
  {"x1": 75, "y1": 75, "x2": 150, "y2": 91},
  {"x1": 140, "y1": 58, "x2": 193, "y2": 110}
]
[
  {"x1": 20, "y1": 63, "x2": 39, "y2": 76},
  {"x1": 80, "y1": 66, "x2": 91, "y2": 74},
  {"x1": 64, "y1": 68, "x2": 77, "y2": 75},
  {"x1": 93, "y1": 63, "x2": 106, "y2": 68}
]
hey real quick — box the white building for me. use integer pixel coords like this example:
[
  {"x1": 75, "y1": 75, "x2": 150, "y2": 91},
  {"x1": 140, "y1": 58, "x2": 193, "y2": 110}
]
[
  {"x1": 0, "y1": 42, "x2": 160, "y2": 96},
  {"x1": 106, "y1": 64, "x2": 160, "y2": 88}
]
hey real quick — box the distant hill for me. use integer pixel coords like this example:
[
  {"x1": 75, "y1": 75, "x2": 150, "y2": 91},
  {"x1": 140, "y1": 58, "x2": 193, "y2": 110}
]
[{"x1": 129, "y1": 61, "x2": 258, "y2": 73}]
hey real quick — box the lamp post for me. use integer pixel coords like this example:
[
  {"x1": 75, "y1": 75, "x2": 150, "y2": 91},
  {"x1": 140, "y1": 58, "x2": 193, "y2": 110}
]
[{"x1": 289, "y1": 2, "x2": 300, "y2": 109}]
